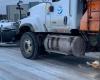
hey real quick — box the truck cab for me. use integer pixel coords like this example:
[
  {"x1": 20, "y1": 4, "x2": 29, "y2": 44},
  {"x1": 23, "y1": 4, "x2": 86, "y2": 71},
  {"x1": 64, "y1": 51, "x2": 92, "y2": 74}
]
[{"x1": 20, "y1": 0, "x2": 85, "y2": 33}]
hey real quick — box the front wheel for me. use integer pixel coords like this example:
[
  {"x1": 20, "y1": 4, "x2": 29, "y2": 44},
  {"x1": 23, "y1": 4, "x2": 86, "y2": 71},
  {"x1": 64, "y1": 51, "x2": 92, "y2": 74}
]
[{"x1": 20, "y1": 32, "x2": 39, "y2": 59}]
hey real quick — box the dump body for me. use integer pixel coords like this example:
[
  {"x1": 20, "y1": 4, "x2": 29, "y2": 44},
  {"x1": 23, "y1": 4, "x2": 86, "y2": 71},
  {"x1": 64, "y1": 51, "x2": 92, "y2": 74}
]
[{"x1": 80, "y1": 0, "x2": 100, "y2": 32}]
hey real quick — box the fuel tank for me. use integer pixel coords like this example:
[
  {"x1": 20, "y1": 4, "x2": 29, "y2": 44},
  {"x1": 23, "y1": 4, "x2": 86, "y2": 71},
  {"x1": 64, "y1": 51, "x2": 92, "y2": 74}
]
[{"x1": 44, "y1": 35, "x2": 86, "y2": 57}]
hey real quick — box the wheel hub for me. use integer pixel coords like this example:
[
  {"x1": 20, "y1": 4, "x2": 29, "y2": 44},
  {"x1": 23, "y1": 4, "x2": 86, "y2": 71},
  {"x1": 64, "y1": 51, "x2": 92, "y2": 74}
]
[{"x1": 24, "y1": 40, "x2": 32, "y2": 54}]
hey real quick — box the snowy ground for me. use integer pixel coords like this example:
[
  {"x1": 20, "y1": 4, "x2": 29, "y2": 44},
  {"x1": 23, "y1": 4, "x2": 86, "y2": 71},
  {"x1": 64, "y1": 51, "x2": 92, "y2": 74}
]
[{"x1": 0, "y1": 45, "x2": 100, "y2": 80}]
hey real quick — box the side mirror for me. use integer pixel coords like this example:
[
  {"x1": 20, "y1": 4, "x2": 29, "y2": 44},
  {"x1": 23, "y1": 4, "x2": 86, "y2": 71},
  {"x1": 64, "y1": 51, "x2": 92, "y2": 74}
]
[
  {"x1": 49, "y1": 6, "x2": 54, "y2": 12},
  {"x1": 27, "y1": 12, "x2": 30, "y2": 16}
]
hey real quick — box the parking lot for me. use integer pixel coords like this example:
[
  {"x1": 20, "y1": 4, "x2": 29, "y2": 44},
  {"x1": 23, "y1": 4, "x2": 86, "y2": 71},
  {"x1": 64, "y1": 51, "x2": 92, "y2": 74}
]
[{"x1": 0, "y1": 45, "x2": 100, "y2": 80}]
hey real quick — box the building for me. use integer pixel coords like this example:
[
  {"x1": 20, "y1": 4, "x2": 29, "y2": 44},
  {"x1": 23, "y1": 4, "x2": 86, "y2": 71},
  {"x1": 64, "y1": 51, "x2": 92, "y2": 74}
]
[
  {"x1": 6, "y1": 2, "x2": 39, "y2": 21},
  {"x1": 6, "y1": 4, "x2": 29, "y2": 21}
]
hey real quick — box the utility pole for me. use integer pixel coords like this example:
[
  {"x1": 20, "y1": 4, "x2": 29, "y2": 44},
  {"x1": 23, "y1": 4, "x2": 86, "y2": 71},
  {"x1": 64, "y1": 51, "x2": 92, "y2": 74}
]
[{"x1": 16, "y1": 0, "x2": 23, "y2": 19}]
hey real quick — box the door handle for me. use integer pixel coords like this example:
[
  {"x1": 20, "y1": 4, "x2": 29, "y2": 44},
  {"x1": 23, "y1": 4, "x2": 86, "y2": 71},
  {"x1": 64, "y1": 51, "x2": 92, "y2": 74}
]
[{"x1": 64, "y1": 16, "x2": 67, "y2": 25}]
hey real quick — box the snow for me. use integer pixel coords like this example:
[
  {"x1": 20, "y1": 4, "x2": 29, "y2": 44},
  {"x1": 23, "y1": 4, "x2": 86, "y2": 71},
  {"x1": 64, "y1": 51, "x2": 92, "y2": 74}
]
[{"x1": 0, "y1": 21, "x2": 14, "y2": 29}]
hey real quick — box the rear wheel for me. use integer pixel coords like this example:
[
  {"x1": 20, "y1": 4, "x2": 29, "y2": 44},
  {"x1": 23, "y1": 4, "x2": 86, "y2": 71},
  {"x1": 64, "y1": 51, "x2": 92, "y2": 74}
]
[{"x1": 20, "y1": 32, "x2": 39, "y2": 59}]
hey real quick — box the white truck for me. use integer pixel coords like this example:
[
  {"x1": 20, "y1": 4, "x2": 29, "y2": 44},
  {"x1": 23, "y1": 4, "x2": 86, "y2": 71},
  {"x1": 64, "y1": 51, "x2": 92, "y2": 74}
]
[{"x1": 15, "y1": 0, "x2": 100, "y2": 59}]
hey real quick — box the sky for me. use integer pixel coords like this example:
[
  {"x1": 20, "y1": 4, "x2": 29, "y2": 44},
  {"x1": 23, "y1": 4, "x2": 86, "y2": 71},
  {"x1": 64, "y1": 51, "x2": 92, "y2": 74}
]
[{"x1": 0, "y1": 0, "x2": 41, "y2": 14}]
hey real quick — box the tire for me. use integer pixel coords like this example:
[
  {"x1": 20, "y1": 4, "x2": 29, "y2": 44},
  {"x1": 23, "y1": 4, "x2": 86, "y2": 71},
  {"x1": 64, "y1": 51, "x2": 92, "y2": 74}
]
[{"x1": 20, "y1": 32, "x2": 39, "y2": 59}]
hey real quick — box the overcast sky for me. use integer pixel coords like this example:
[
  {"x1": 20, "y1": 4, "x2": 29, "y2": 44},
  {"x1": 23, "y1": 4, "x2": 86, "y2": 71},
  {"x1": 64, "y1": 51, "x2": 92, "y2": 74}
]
[{"x1": 0, "y1": 0, "x2": 41, "y2": 14}]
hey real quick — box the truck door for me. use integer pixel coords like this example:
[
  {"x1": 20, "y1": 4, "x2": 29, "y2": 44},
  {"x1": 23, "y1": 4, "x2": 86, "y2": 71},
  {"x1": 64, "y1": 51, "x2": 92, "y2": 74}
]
[{"x1": 45, "y1": 0, "x2": 70, "y2": 32}]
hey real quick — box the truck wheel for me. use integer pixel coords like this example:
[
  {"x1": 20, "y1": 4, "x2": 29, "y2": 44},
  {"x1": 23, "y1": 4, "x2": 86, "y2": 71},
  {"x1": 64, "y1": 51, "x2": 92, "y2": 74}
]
[{"x1": 20, "y1": 32, "x2": 39, "y2": 59}]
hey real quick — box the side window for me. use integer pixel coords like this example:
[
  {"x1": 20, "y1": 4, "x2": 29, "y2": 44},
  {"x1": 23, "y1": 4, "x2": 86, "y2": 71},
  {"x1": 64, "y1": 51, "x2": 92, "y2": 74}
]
[
  {"x1": 21, "y1": 14, "x2": 27, "y2": 19},
  {"x1": 52, "y1": 0, "x2": 60, "y2": 2}
]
